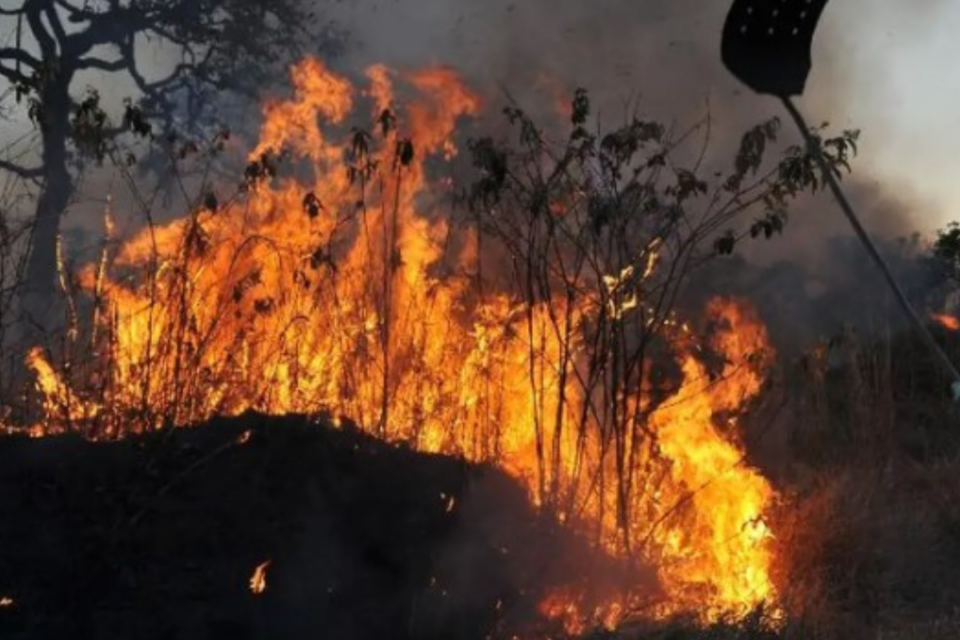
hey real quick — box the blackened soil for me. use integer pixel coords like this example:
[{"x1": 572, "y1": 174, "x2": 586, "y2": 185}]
[{"x1": 0, "y1": 412, "x2": 604, "y2": 640}]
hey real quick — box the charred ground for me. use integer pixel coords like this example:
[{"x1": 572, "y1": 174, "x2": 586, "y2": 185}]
[{"x1": 0, "y1": 412, "x2": 629, "y2": 640}]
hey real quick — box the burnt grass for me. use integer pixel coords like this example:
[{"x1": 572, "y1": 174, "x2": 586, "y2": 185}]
[{"x1": 0, "y1": 412, "x2": 617, "y2": 640}]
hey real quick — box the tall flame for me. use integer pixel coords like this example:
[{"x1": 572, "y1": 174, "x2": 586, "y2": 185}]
[
  {"x1": 648, "y1": 300, "x2": 776, "y2": 616},
  {"x1": 26, "y1": 58, "x2": 778, "y2": 626}
]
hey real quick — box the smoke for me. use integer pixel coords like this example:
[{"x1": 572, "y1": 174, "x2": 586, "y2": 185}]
[
  {"x1": 45, "y1": 0, "x2": 951, "y2": 341},
  {"x1": 320, "y1": 0, "x2": 951, "y2": 349}
]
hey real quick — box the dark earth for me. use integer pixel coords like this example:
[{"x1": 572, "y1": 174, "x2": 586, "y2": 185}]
[{"x1": 0, "y1": 412, "x2": 619, "y2": 640}]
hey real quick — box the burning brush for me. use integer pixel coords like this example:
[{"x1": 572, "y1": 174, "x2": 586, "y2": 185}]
[{"x1": 10, "y1": 8, "x2": 868, "y2": 630}]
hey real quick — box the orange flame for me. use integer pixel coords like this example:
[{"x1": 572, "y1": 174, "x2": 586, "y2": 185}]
[
  {"x1": 931, "y1": 313, "x2": 960, "y2": 331},
  {"x1": 648, "y1": 300, "x2": 777, "y2": 616},
  {"x1": 250, "y1": 560, "x2": 270, "y2": 595},
  {"x1": 25, "y1": 58, "x2": 779, "y2": 626}
]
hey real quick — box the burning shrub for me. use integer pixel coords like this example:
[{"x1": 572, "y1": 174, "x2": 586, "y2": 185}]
[{"x1": 9, "y1": 57, "x2": 857, "y2": 628}]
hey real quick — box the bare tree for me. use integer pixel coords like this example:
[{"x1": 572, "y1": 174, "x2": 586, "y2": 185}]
[{"x1": 0, "y1": 0, "x2": 341, "y2": 338}]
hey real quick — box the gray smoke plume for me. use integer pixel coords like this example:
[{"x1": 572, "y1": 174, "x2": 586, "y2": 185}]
[
  {"x1": 319, "y1": 0, "x2": 950, "y2": 346},
  {"x1": 16, "y1": 0, "x2": 950, "y2": 355}
]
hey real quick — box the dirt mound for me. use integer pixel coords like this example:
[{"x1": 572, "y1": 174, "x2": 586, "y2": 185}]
[{"x1": 0, "y1": 412, "x2": 612, "y2": 640}]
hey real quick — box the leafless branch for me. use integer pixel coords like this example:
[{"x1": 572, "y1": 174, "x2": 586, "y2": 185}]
[
  {"x1": 0, "y1": 157, "x2": 42, "y2": 179},
  {"x1": 74, "y1": 55, "x2": 126, "y2": 72},
  {"x1": 0, "y1": 46, "x2": 40, "y2": 71}
]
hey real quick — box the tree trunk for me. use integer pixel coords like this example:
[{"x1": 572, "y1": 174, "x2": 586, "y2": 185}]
[{"x1": 20, "y1": 72, "x2": 74, "y2": 345}]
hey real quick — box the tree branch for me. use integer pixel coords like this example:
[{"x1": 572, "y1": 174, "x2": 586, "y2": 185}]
[
  {"x1": 0, "y1": 60, "x2": 31, "y2": 86},
  {"x1": 52, "y1": 0, "x2": 88, "y2": 21},
  {"x1": 42, "y1": 0, "x2": 66, "y2": 44},
  {"x1": 0, "y1": 46, "x2": 41, "y2": 70},
  {"x1": 65, "y1": 4, "x2": 150, "y2": 55},
  {"x1": 23, "y1": 0, "x2": 55, "y2": 59},
  {"x1": 75, "y1": 55, "x2": 126, "y2": 72},
  {"x1": 0, "y1": 157, "x2": 43, "y2": 179},
  {"x1": 0, "y1": 2, "x2": 26, "y2": 16},
  {"x1": 120, "y1": 32, "x2": 209, "y2": 100}
]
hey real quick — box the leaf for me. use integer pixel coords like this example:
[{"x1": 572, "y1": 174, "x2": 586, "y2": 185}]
[
  {"x1": 571, "y1": 88, "x2": 589, "y2": 126},
  {"x1": 674, "y1": 169, "x2": 708, "y2": 200},
  {"x1": 309, "y1": 246, "x2": 336, "y2": 272},
  {"x1": 396, "y1": 139, "x2": 414, "y2": 167},
  {"x1": 302, "y1": 192, "x2": 323, "y2": 219},
  {"x1": 351, "y1": 127, "x2": 371, "y2": 161},
  {"x1": 244, "y1": 152, "x2": 277, "y2": 186},
  {"x1": 377, "y1": 109, "x2": 395, "y2": 138},
  {"x1": 203, "y1": 191, "x2": 218, "y2": 213},
  {"x1": 732, "y1": 117, "x2": 780, "y2": 181},
  {"x1": 122, "y1": 98, "x2": 153, "y2": 139},
  {"x1": 715, "y1": 231, "x2": 737, "y2": 255},
  {"x1": 467, "y1": 137, "x2": 508, "y2": 207}
]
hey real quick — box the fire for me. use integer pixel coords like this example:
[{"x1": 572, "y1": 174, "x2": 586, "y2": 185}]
[
  {"x1": 647, "y1": 300, "x2": 777, "y2": 616},
  {"x1": 26, "y1": 346, "x2": 98, "y2": 430},
  {"x1": 0, "y1": 596, "x2": 13, "y2": 607},
  {"x1": 931, "y1": 313, "x2": 960, "y2": 331},
  {"x1": 250, "y1": 560, "x2": 270, "y2": 594},
  {"x1": 538, "y1": 587, "x2": 625, "y2": 636},
  {"x1": 23, "y1": 58, "x2": 779, "y2": 626}
]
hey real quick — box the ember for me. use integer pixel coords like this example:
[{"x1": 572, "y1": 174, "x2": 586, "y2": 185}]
[
  {"x1": 250, "y1": 560, "x2": 270, "y2": 595},
  {"x1": 931, "y1": 313, "x2": 960, "y2": 331}
]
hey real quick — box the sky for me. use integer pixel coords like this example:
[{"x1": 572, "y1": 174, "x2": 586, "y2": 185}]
[
  {"x1": 3, "y1": 0, "x2": 960, "y2": 238},
  {"x1": 329, "y1": 0, "x2": 960, "y2": 236},
  {"x1": 824, "y1": 0, "x2": 960, "y2": 231}
]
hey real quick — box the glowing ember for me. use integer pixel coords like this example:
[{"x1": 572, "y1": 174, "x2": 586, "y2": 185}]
[
  {"x1": 539, "y1": 588, "x2": 589, "y2": 636},
  {"x1": 931, "y1": 313, "x2": 960, "y2": 331},
  {"x1": 0, "y1": 596, "x2": 13, "y2": 607},
  {"x1": 250, "y1": 560, "x2": 271, "y2": 594},
  {"x1": 24, "y1": 57, "x2": 780, "y2": 625},
  {"x1": 538, "y1": 587, "x2": 627, "y2": 636}
]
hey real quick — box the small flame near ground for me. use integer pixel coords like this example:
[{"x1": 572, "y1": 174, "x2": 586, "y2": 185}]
[
  {"x1": 539, "y1": 587, "x2": 624, "y2": 636},
  {"x1": 250, "y1": 560, "x2": 271, "y2": 595},
  {"x1": 23, "y1": 57, "x2": 780, "y2": 628},
  {"x1": 931, "y1": 313, "x2": 960, "y2": 331},
  {"x1": 0, "y1": 596, "x2": 13, "y2": 607}
]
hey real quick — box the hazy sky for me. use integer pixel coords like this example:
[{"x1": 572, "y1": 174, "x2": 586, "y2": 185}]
[
  {"x1": 3, "y1": 0, "x2": 960, "y2": 237},
  {"x1": 330, "y1": 0, "x2": 960, "y2": 235},
  {"x1": 825, "y1": 0, "x2": 960, "y2": 231}
]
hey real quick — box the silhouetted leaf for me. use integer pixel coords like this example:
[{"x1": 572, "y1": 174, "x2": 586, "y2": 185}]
[
  {"x1": 203, "y1": 191, "x2": 218, "y2": 213},
  {"x1": 396, "y1": 139, "x2": 414, "y2": 168},
  {"x1": 377, "y1": 109, "x2": 395, "y2": 138},
  {"x1": 302, "y1": 192, "x2": 323, "y2": 218},
  {"x1": 715, "y1": 231, "x2": 737, "y2": 255},
  {"x1": 571, "y1": 88, "x2": 589, "y2": 126}
]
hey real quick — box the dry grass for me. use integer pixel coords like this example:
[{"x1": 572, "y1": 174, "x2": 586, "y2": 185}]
[{"x1": 759, "y1": 328, "x2": 960, "y2": 640}]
